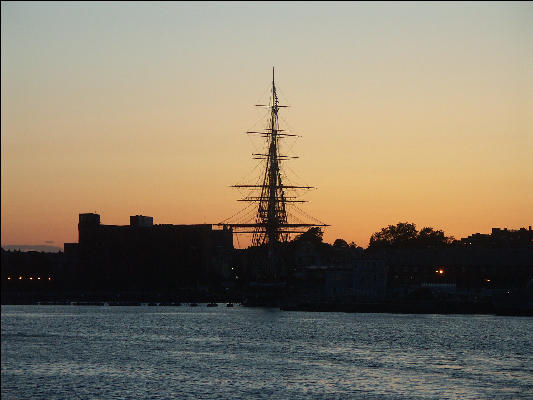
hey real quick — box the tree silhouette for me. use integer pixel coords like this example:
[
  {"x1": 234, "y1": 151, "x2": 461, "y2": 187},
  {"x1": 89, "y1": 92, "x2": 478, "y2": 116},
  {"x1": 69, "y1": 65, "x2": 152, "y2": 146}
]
[
  {"x1": 418, "y1": 227, "x2": 454, "y2": 246},
  {"x1": 368, "y1": 222, "x2": 453, "y2": 249},
  {"x1": 333, "y1": 238, "x2": 349, "y2": 248},
  {"x1": 293, "y1": 227, "x2": 324, "y2": 244}
]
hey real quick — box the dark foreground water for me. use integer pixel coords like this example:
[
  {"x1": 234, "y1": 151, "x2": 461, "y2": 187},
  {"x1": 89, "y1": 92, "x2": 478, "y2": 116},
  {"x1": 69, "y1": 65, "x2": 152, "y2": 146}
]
[{"x1": 2, "y1": 305, "x2": 532, "y2": 399}]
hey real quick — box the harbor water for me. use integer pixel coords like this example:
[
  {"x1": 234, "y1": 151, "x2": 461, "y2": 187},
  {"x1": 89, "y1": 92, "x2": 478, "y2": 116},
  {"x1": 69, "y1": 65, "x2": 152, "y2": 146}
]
[{"x1": 2, "y1": 305, "x2": 532, "y2": 399}]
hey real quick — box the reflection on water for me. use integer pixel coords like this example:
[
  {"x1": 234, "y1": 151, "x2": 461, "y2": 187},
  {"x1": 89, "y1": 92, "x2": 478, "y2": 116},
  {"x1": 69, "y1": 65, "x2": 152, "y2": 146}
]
[{"x1": 2, "y1": 305, "x2": 532, "y2": 399}]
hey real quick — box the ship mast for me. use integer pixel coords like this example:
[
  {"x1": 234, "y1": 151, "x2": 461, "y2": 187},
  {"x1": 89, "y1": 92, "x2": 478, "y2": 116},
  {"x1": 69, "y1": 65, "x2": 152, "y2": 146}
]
[
  {"x1": 219, "y1": 68, "x2": 328, "y2": 251},
  {"x1": 257, "y1": 67, "x2": 288, "y2": 245}
]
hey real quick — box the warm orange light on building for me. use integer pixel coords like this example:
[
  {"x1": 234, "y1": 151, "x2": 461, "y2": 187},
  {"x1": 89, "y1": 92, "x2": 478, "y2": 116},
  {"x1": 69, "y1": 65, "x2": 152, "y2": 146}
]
[
  {"x1": 38, "y1": 277, "x2": 41, "y2": 280},
  {"x1": 7, "y1": 276, "x2": 11, "y2": 280},
  {"x1": 29, "y1": 277, "x2": 33, "y2": 280},
  {"x1": 435, "y1": 268, "x2": 444, "y2": 275},
  {"x1": 19, "y1": 276, "x2": 22, "y2": 280},
  {"x1": 48, "y1": 277, "x2": 52, "y2": 281}
]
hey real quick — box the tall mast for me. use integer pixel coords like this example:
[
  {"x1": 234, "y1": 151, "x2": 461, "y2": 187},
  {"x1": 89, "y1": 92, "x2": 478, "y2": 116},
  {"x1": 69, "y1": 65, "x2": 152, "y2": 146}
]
[
  {"x1": 257, "y1": 66, "x2": 289, "y2": 246},
  {"x1": 218, "y1": 68, "x2": 328, "y2": 252}
]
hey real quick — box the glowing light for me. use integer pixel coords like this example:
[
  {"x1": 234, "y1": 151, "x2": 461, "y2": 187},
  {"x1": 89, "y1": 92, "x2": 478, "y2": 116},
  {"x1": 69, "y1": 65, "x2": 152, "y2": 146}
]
[
  {"x1": 8, "y1": 277, "x2": 11, "y2": 280},
  {"x1": 435, "y1": 269, "x2": 444, "y2": 275},
  {"x1": 38, "y1": 277, "x2": 41, "y2": 280},
  {"x1": 48, "y1": 277, "x2": 51, "y2": 281},
  {"x1": 29, "y1": 277, "x2": 33, "y2": 280},
  {"x1": 19, "y1": 276, "x2": 23, "y2": 280},
  {"x1": 485, "y1": 278, "x2": 491, "y2": 283}
]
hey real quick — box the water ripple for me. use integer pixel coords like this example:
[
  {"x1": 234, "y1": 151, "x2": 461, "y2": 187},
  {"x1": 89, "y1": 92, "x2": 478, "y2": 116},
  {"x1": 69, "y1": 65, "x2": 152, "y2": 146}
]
[{"x1": 2, "y1": 306, "x2": 532, "y2": 399}]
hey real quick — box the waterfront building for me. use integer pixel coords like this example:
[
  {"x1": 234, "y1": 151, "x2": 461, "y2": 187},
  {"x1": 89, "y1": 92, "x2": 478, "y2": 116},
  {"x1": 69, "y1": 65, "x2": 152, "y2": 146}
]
[
  {"x1": 65, "y1": 213, "x2": 233, "y2": 291},
  {"x1": 460, "y1": 226, "x2": 533, "y2": 247}
]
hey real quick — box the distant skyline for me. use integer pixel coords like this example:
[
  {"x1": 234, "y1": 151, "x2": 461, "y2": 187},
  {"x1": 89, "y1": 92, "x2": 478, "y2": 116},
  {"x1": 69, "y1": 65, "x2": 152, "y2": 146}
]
[
  {"x1": 2, "y1": 244, "x2": 63, "y2": 253},
  {"x1": 2, "y1": 2, "x2": 532, "y2": 249}
]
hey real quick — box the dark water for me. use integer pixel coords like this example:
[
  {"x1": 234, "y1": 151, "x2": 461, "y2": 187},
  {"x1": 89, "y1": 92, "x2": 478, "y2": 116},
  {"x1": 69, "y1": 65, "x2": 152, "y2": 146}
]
[{"x1": 2, "y1": 305, "x2": 532, "y2": 399}]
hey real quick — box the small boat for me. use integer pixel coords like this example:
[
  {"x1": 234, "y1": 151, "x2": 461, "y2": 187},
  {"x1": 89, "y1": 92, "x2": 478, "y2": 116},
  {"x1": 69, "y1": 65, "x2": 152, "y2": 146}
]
[
  {"x1": 226, "y1": 303, "x2": 234, "y2": 307},
  {"x1": 207, "y1": 302, "x2": 218, "y2": 307}
]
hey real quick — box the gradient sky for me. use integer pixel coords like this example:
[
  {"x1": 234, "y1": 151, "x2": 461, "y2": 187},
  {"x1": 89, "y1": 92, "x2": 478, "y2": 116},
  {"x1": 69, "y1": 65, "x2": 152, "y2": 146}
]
[{"x1": 2, "y1": 1, "x2": 532, "y2": 249}]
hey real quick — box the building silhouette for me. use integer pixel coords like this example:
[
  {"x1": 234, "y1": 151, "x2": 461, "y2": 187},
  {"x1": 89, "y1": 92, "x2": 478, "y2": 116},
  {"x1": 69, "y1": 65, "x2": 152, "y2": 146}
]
[
  {"x1": 64, "y1": 213, "x2": 233, "y2": 292},
  {"x1": 460, "y1": 226, "x2": 533, "y2": 247}
]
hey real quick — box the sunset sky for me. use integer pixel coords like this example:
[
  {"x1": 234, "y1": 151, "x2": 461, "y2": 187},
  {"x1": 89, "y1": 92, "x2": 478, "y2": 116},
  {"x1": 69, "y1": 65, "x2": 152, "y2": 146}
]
[{"x1": 2, "y1": 2, "x2": 532, "y2": 249}]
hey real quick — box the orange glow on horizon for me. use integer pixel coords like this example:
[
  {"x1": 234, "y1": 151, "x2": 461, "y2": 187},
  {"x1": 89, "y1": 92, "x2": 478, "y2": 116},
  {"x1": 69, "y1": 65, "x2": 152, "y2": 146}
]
[{"x1": 1, "y1": 3, "x2": 532, "y2": 249}]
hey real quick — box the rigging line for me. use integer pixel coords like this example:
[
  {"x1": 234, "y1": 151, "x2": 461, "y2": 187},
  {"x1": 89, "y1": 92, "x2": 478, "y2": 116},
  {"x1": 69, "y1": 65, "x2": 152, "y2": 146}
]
[
  {"x1": 246, "y1": 112, "x2": 270, "y2": 139},
  {"x1": 221, "y1": 210, "x2": 250, "y2": 225},
  {"x1": 277, "y1": 152, "x2": 308, "y2": 189},
  {"x1": 236, "y1": 205, "x2": 259, "y2": 224},
  {"x1": 256, "y1": 162, "x2": 265, "y2": 184},
  {"x1": 247, "y1": 204, "x2": 260, "y2": 218},
  {"x1": 291, "y1": 205, "x2": 315, "y2": 222},
  {"x1": 291, "y1": 208, "x2": 313, "y2": 225},
  {"x1": 220, "y1": 201, "x2": 256, "y2": 224},
  {"x1": 236, "y1": 212, "x2": 258, "y2": 226},
  {"x1": 274, "y1": 140, "x2": 298, "y2": 161},
  {"x1": 278, "y1": 170, "x2": 298, "y2": 194},
  {"x1": 235, "y1": 184, "x2": 255, "y2": 199},
  {"x1": 293, "y1": 204, "x2": 327, "y2": 225},
  {"x1": 245, "y1": 187, "x2": 256, "y2": 201},
  {"x1": 235, "y1": 164, "x2": 267, "y2": 201},
  {"x1": 292, "y1": 204, "x2": 322, "y2": 224},
  {"x1": 286, "y1": 209, "x2": 307, "y2": 225},
  {"x1": 246, "y1": 108, "x2": 270, "y2": 153},
  {"x1": 285, "y1": 162, "x2": 313, "y2": 189},
  {"x1": 246, "y1": 132, "x2": 261, "y2": 154},
  {"x1": 247, "y1": 121, "x2": 270, "y2": 154},
  {"x1": 235, "y1": 158, "x2": 264, "y2": 186},
  {"x1": 279, "y1": 114, "x2": 299, "y2": 136},
  {"x1": 277, "y1": 170, "x2": 307, "y2": 201},
  {"x1": 278, "y1": 162, "x2": 298, "y2": 185},
  {"x1": 276, "y1": 85, "x2": 292, "y2": 108},
  {"x1": 255, "y1": 83, "x2": 272, "y2": 108},
  {"x1": 283, "y1": 135, "x2": 300, "y2": 157},
  {"x1": 248, "y1": 108, "x2": 270, "y2": 130}
]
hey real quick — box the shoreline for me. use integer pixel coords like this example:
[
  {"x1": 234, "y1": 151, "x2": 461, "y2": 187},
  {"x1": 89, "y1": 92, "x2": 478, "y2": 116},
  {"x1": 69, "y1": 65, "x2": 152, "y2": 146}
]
[{"x1": 2, "y1": 297, "x2": 531, "y2": 317}]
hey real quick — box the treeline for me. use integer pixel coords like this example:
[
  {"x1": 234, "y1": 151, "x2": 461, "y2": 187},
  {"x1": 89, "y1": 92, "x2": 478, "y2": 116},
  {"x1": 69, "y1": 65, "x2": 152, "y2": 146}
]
[
  {"x1": 287, "y1": 222, "x2": 454, "y2": 250},
  {"x1": 368, "y1": 222, "x2": 454, "y2": 250}
]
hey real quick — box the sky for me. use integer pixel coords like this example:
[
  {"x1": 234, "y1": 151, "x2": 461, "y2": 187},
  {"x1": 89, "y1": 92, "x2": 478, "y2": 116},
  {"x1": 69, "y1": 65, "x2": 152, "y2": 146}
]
[{"x1": 2, "y1": 1, "x2": 532, "y2": 249}]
